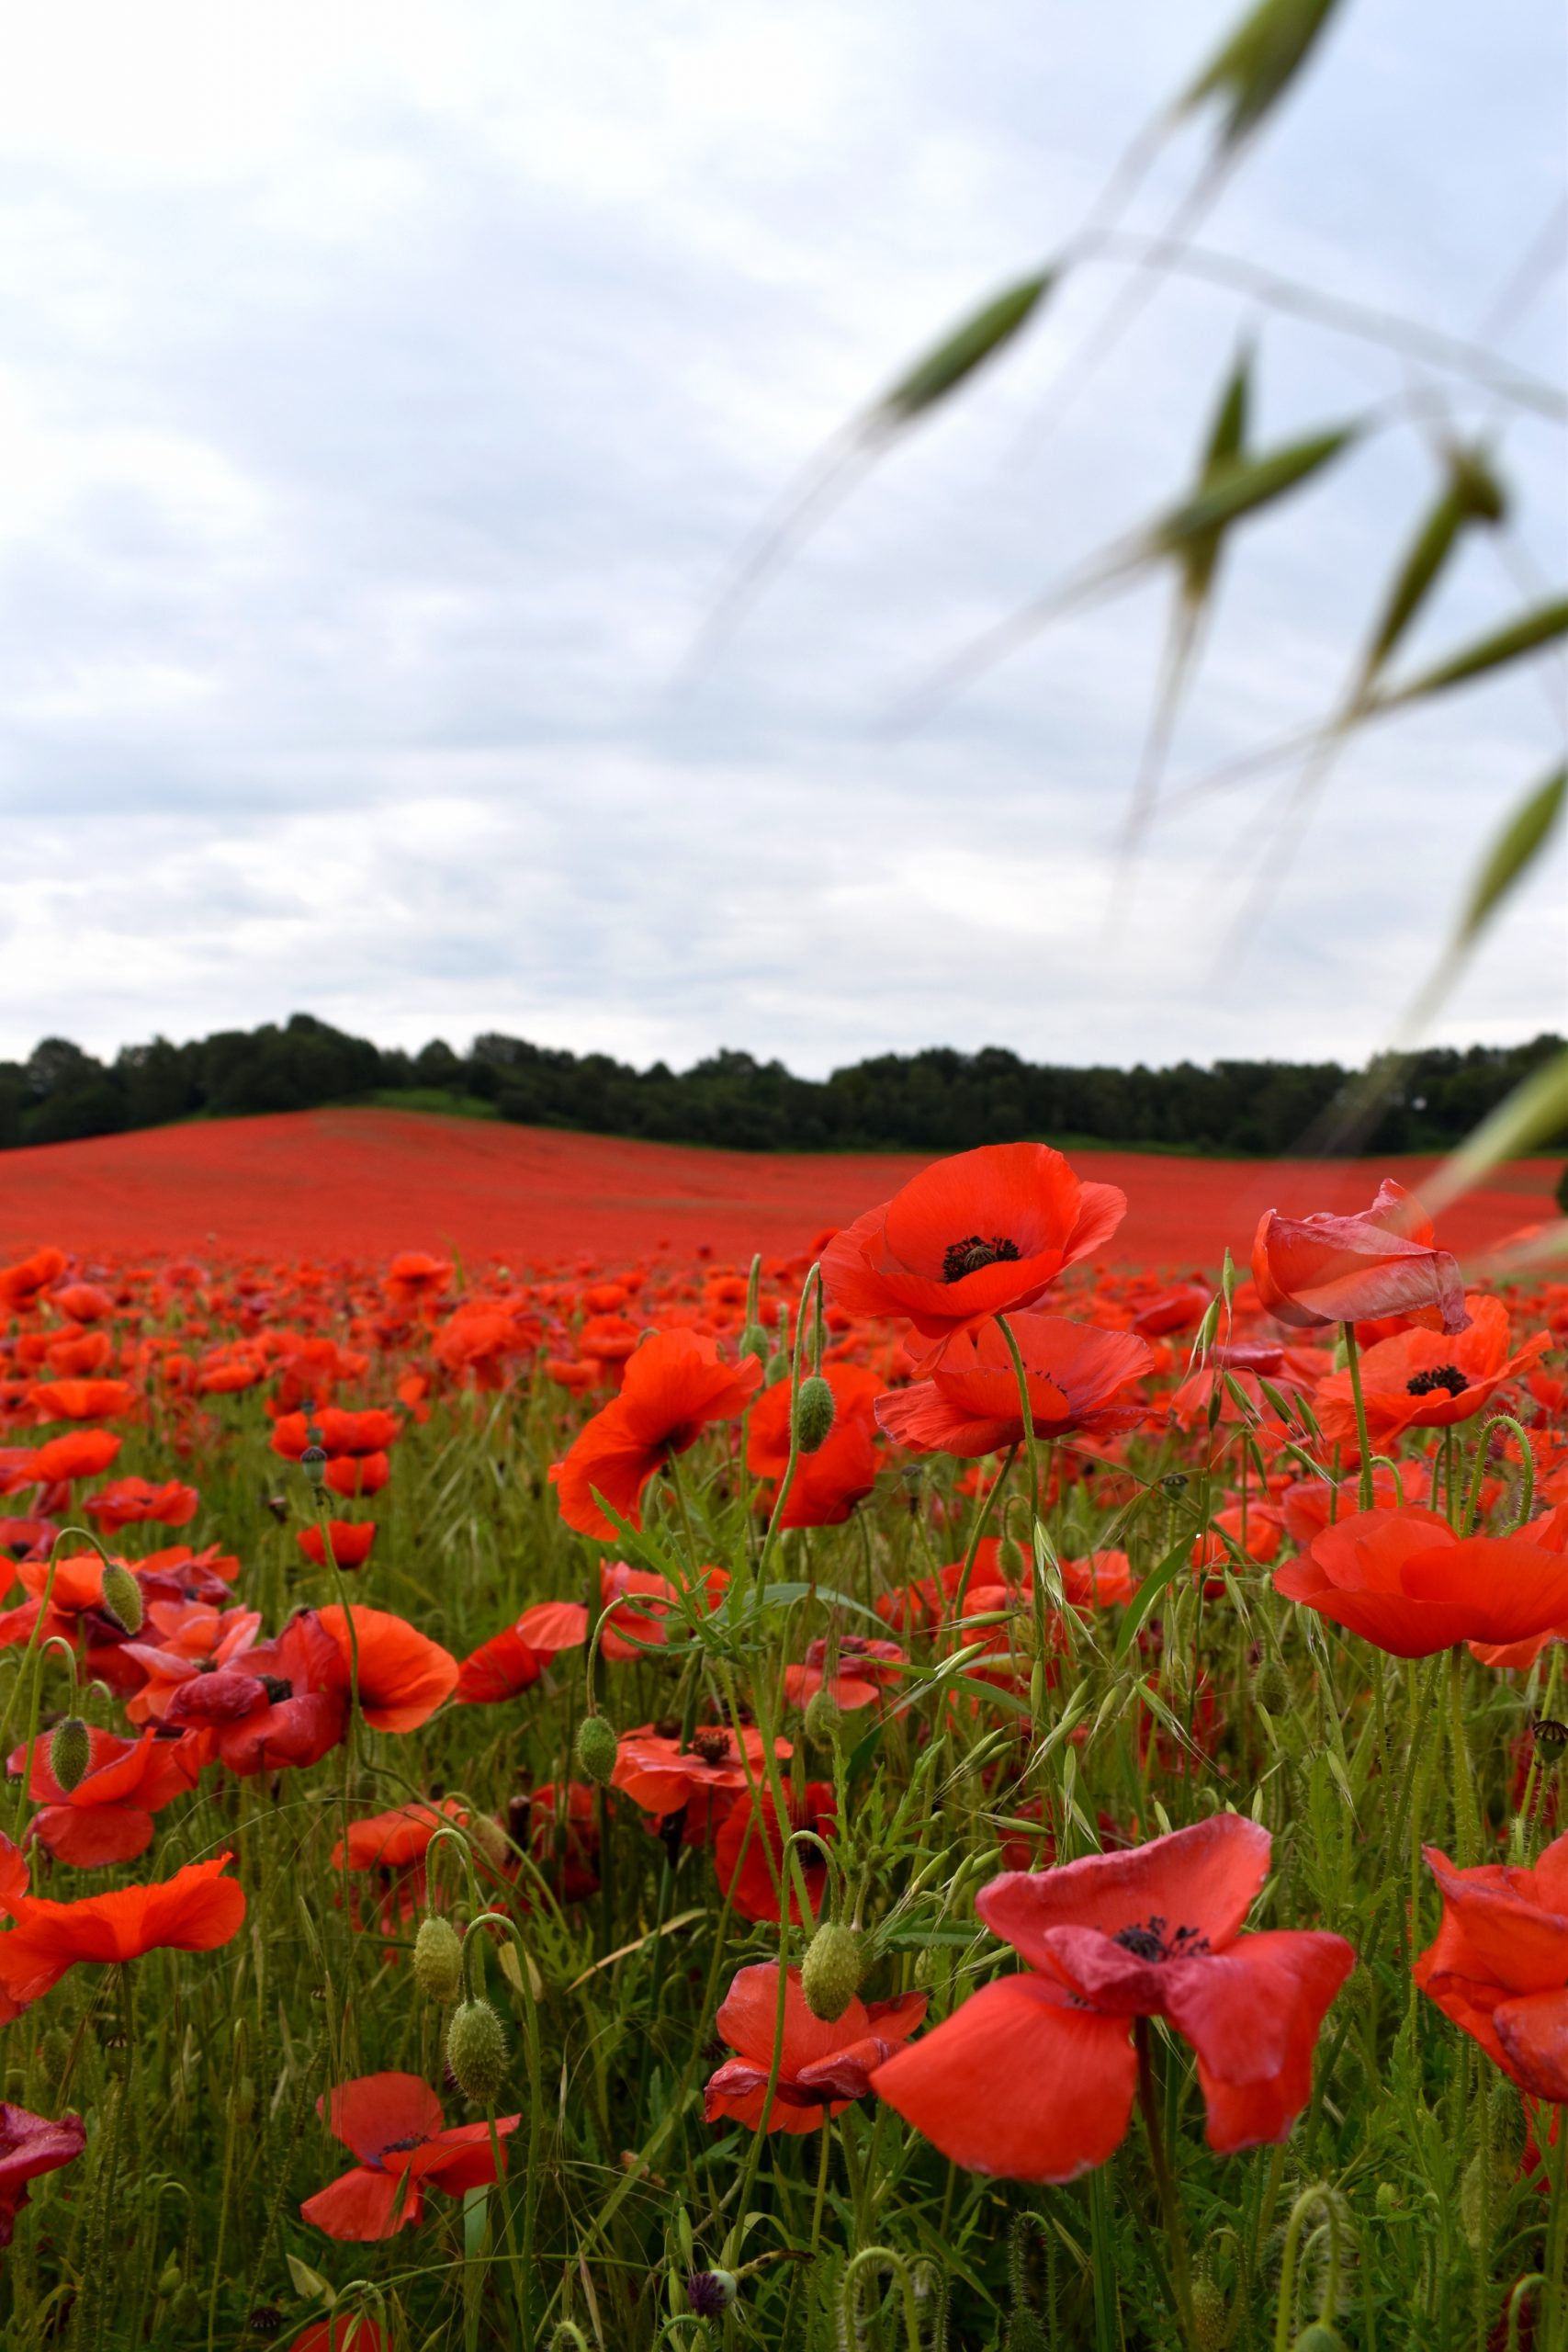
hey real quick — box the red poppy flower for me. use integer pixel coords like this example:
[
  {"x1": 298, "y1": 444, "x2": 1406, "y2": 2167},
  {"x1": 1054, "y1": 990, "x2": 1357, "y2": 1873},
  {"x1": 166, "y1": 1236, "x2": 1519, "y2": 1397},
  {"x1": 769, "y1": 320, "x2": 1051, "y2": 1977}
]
[
  {"x1": 1251, "y1": 1181, "x2": 1468, "y2": 1335},
  {"x1": 781, "y1": 1635, "x2": 906, "y2": 1713},
  {"x1": 455, "y1": 1600, "x2": 587, "y2": 1702},
  {"x1": 166, "y1": 1611, "x2": 347, "y2": 1775},
  {"x1": 298, "y1": 1521, "x2": 378, "y2": 1571},
  {"x1": 0, "y1": 1249, "x2": 68, "y2": 1312},
  {"x1": 549, "y1": 1330, "x2": 762, "y2": 1538},
  {"x1": 34, "y1": 1430, "x2": 121, "y2": 1483},
  {"x1": 821, "y1": 1145, "x2": 1125, "y2": 1363},
  {"x1": 317, "y1": 1604, "x2": 458, "y2": 1733},
  {"x1": 872, "y1": 1817, "x2": 1352, "y2": 2178},
  {"x1": 291, "y1": 2317, "x2": 391, "y2": 2352},
  {"x1": 0, "y1": 1850, "x2": 245, "y2": 2014},
  {"x1": 747, "y1": 1364, "x2": 883, "y2": 1529},
  {"x1": 12, "y1": 1726, "x2": 198, "y2": 1868},
  {"x1": 705, "y1": 1963, "x2": 927, "y2": 2133},
  {"x1": 301, "y1": 2073, "x2": 520, "y2": 2240},
  {"x1": 1412, "y1": 1832, "x2": 1568, "y2": 2098},
  {"x1": 597, "y1": 1560, "x2": 725, "y2": 1660},
  {"x1": 874, "y1": 1317, "x2": 1151, "y2": 1459},
  {"x1": 713, "y1": 1782, "x2": 837, "y2": 1924},
  {"x1": 611, "y1": 1722, "x2": 789, "y2": 1840},
  {"x1": 517, "y1": 1781, "x2": 601, "y2": 1903},
  {"x1": 27, "y1": 1378, "x2": 137, "y2": 1422},
  {"x1": 272, "y1": 1409, "x2": 400, "y2": 1460},
  {"x1": 1273, "y1": 1507, "x2": 1568, "y2": 1658},
  {"x1": 324, "y1": 1452, "x2": 390, "y2": 1500},
  {"x1": 0, "y1": 2101, "x2": 86, "y2": 2247},
  {"x1": 1311, "y1": 1295, "x2": 1548, "y2": 1447},
  {"x1": 331, "y1": 1800, "x2": 468, "y2": 1873},
  {"x1": 82, "y1": 1476, "x2": 199, "y2": 1532}
]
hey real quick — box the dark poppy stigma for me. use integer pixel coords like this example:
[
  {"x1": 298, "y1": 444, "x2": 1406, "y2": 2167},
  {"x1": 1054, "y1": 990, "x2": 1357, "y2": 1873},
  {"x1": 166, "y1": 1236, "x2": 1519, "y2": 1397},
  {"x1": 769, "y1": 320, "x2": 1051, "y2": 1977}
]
[
  {"x1": 942, "y1": 1235, "x2": 1022, "y2": 1283},
  {"x1": 1405, "y1": 1364, "x2": 1467, "y2": 1397}
]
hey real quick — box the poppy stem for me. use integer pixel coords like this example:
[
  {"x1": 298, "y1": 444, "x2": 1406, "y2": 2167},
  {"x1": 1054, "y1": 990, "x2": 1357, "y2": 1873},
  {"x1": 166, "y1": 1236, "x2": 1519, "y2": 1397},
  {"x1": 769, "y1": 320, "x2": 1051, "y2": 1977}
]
[
  {"x1": 1448, "y1": 1643, "x2": 1480, "y2": 1867},
  {"x1": 953, "y1": 1442, "x2": 1020, "y2": 1618},
  {"x1": 1341, "y1": 1322, "x2": 1374, "y2": 1513},
  {"x1": 1134, "y1": 2017, "x2": 1199, "y2": 2351}
]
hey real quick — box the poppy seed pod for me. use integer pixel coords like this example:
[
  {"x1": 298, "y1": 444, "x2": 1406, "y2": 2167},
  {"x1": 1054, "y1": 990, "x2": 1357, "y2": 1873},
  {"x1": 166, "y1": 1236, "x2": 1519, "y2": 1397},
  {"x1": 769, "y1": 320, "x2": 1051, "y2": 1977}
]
[
  {"x1": 49, "y1": 1716, "x2": 91, "y2": 1794},
  {"x1": 99, "y1": 1561, "x2": 144, "y2": 1634},
  {"x1": 686, "y1": 2269, "x2": 739, "y2": 2318},
  {"x1": 300, "y1": 1443, "x2": 329, "y2": 1489},
  {"x1": 794, "y1": 1374, "x2": 836, "y2": 1455},
  {"x1": 446, "y1": 1997, "x2": 509, "y2": 2104},
  {"x1": 576, "y1": 1713, "x2": 618, "y2": 1787},
  {"x1": 413, "y1": 1916, "x2": 463, "y2": 2005},
  {"x1": 801, "y1": 1920, "x2": 863, "y2": 2023}
]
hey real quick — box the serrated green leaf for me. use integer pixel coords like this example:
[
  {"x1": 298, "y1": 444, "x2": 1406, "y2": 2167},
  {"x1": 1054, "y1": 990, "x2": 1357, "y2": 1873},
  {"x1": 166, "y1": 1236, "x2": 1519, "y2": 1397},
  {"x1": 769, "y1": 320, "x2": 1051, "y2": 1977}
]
[
  {"x1": 878, "y1": 271, "x2": 1055, "y2": 422},
  {"x1": 1458, "y1": 764, "x2": 1566, "y2": 943}
]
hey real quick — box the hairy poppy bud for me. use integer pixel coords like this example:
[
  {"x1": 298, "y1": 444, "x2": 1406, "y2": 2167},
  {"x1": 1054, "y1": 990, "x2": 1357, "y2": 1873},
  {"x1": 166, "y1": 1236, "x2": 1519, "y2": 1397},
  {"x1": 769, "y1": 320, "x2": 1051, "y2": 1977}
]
[
  {"x1": 686, "y1": 2269, "x2": 739, "y2": 2318},
  {"x1": 794, "y1": 1374, "x2": 835, "y2": 1455},
  {"x1": 413, "y1": 1916, "x2": 463, "y2": 2004},
  {"x1": 1292, "y1": 2329, "x2": 1346, "y2": 2352},
  {"x1": 739, "y1": 1323, "x2": 769, "y2": 1363},
  {"x1": 1190, "y1": 2274, "x2": 1227, "y2": 2351},
  {"x1": 156, "y1": 2256, "x2": 184, "y2": 2301},
  {"x1": 576, "y1": 1713, "x2": 618, "y2": 1787},
  {"x1": 168, "y1": 2281, "x2": 204, "y2": 2331},
  {"x1": 300, "y1": 1443, "x2": 328, "y2": 1489},
  {"x1": 99, "y1": 1562, "x2": 143, "y2": 1634},
  {"x1": 468, "y1": 1815, "x2": 508, "y2": 1871},
  {"x1": 1489, "y1": 2075, "x2": 1526, "y2": 2159},
  {"x1": 1251, "y1": 1655, "x2": 1290, "y2": 1716},
  {"x1": 801, "y1": 1920, "x2": 863, "y2": 2023},
  {"x1": 1374, "y1": 2180, "x2": 1401, "y2": 2215},
  {"x1": 803, "y1": 1686, "x2": 841, "y2": 1750},
  {"x1": 50, "y1": 1716, "x2": 91, "y2": 1793},
  {"x1": 446, "y1": 1996, "x2": 508, "y2": 2104}
]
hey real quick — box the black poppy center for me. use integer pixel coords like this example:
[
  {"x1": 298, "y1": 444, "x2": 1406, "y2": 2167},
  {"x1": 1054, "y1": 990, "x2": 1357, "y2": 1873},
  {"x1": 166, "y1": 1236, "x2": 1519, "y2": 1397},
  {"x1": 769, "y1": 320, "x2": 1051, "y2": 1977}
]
[
  {"x1": 688, "y1": 1726, "x2": 731, "y2": 1765},
  {"x1": 942, "y1": 1235, "x2": 1022, "y2": 1283},
  {"x1": 1406, "y1": 1364, "x2": 1467, "y2": 1398},
  {"x1": 1111, "y1": 1915, "x2": 1210, "y2": 1963},
  {"x1": 260, "y1": 1676, "x2": 294, "y2": 1704},
  {"x1": 379, "y1": 2135, "x2": 426, "y2": 2156}
]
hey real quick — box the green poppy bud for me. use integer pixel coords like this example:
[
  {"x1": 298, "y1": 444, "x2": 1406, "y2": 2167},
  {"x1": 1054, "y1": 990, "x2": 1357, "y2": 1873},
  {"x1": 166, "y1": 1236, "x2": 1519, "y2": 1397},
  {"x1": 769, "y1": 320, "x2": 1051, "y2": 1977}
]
[
  {"x1": 803, "y1": 1686, "x2": 841, "y2": 1750},
  {"x1": 739, "y1": 1323, "x2": 770, "y2": 1363},
  {"x1": 99, "y1": 1562, "x2": 143, "y2": 1635},
  {"x1": 794, "y1": 1374, "x2": 836, "y2": 1455},
  {"x1": 446, "y1": 1996, "x2": 509, "y2": 2105},
  {"x1": 1292, "y1": 2327, "x2": 1347, "y2": 2351},
  {"x1": 413, "y1": 1916, "x2": 464, "y2": 2005},
  {"x1": 1190, "y1": 2274, "x2": 1227, "y2": 2352},
  {"x1": 576, "y1": 1713, "x2": 618, "y2": 1788},
  {"x1": 49, "y1": 1716, "x2": 92, "y2": 1794},
  {"x1": 801, "y1": 1921, "x2": 863, "y2": 2023},
  {"x1": 1252, "y1": 1654, "x2": 1290, "y2": 1716}
]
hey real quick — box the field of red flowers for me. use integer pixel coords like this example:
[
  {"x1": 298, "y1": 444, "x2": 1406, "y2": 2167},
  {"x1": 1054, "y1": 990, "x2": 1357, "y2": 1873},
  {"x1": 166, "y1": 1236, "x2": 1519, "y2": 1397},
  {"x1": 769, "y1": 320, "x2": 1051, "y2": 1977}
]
[
  {"x1": 0, "y1": 1105, "x2": 1558, "y2": 1271},
  {"x1": 1, "y1": 1137, "x2": 1566, "y2": 2350}
]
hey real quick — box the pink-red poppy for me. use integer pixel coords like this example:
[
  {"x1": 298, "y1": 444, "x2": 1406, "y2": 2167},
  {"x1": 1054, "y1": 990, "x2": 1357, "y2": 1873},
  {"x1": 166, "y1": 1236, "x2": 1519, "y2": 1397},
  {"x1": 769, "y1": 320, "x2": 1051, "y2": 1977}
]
[
  {"x1": 872, "y1": 1817, "x2": 1352, "y2": 2177},
  {"x1": 713, "y1": 1782, "x2": 837, "y2": 1924},
  {"x1": 705, "y1": 1962, "x2": 926, "y2": 2133},
  {"x1": 455, "y1": 1600, "x2": 587, "y2": 1704},
  {"x1": 82, "y1": 1476, "x2": 199, "y2": 1532},
  {"x1": 1273, "y1": 1506, "x2": 1568, "y2": 1658},
  {"x1": 13, "y1": 1725, "x2": 198, "y2": 1868},
  {"x1": 1412, "y1": 1831, "x2": 1568, "y2": 2098},
  {"x1": 1251, "y1": 1181, "x2": 1467, "y2": 1335},
  {"x1": 0, "y1": 2101, "x2": 86, "y2": 2247},
  {"x1": 875, "y1": 1317, "x2": 1151, "y2": 1459},
  {"x1": 316, "y1": 1604, "x2": 458, "y2": 1733},
  {"x1": 746, "y1": 1363, "x2": 883, "y2": 1528},
  {"x1": 301, "y1": 2073, "x2": 520, "y2": 2240},
  {"x1": 298, "y1": 1520, "x2": 378, "y2": 1571},
  {"x1": 781, "y1": 1635, "x2": 905, "y2": 1713}
]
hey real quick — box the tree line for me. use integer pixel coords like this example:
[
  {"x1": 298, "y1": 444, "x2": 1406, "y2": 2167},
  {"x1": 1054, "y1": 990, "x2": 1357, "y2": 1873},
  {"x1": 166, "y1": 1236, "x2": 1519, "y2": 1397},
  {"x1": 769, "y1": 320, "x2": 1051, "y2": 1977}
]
[{"x1": 3, "y1": 1014, "x2": 1563, "y2": 1161}]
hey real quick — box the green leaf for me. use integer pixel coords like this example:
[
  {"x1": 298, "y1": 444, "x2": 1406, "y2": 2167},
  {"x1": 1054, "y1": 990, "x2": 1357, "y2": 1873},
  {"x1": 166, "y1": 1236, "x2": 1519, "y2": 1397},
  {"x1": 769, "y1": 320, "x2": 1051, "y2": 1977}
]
[
  {"x1": 1457, "y1": 764, "x2": 1567, "y2": 944},
  {"x1": 1369, "y1": 595, "x2": 1568, "y2": 712},
  {"x1": 1114, "y1": 1532, "x2": 1192, "y2": 1662},
  {"x1": 1180, "y1": 0, "x2": 1347, "y2": 150},
  {"x1": 877, "y1": 271, "x2": 1055, "y2": 423}
]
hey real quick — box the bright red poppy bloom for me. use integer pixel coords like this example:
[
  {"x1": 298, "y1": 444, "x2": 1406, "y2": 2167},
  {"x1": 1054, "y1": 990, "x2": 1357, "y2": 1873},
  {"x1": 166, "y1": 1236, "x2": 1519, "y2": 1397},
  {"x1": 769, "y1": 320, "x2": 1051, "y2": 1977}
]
[
  {"x1": 549, "y1": 1330, "x2": 762, "y2": 1538},
  {"x1": 34, "y1": 1430, "x2": 121, "y2": 1483},
  {"x1": 0, "y1": 1849, "x2": 245, "y2": 2014},
  {"x1": 1412, "y1": 1832, "x2": 1568, "y2": 2098},
  {"x1": 272, "y1": 1408, "x2": 400, "y2": 1460},
  {"x1": 704, "y1": 1963, "x2": 927, "y2": 2133},
  {"x1": 13, "y1": 1726, "x2": 199, "y2": 1868},
  {"x1": 316, "y1": 1604, "x2": 458, "y2": 1733},
  {"x1": 331, "y1": 1800, "x2": 468, "y2": 1873},
  {"x1": 1311, "y1": 1295, "x2": 1548, "y2": 1447},
  {"x1": 324, "y1": 1452, "x2": 391, "y2": 1500},
  {"x1": 0, "y1": 1249, "x2": 68, "y2": 1312},
  {"x1": 781, "y1": 1635, "x2": 906, "y2": 1713},
  {"x1": 166, "y1": 1610, "x2": 347, "y2": 1775},
  {"x1": 747, "y1": 1363, "x2": 883, "y2": 1529},
  {"x1": 27, "y1": 1378, "x2": 137, "y2": 1422},
  {"x1": 612, "y1": 1722, "x2": 790, "y2": 1840},
  {"x1": 291, "y1": 2317, "x2": 391, "y2": 2352},
  {"x1": 0, "y1": 2101, "x2": 86, "y2": 2246},
  {"x1": 820, "y1": 1146, "x2": 1125, "y2": 1363},
  {"x1": 1273, "y1": 1507, "x2": 1568, "y2": 1658},
  {"x1": 454, "y1": 1599, "x2": 587, "y2": 1703},
  {"x1": 872, "y1": 1817, "x2": 1352, "y2": 2178},
  {"x1": 300, "y1": 2073, "x2": 520, "y2": 2240},
  {"x1": 82, "y1": 1477, "x2": 199, "y2": 1532},
  {"x1": 596, "y1": 1560, "x2": 727, "y2": 1660},
  {"x1": 713, "y1": 1782, "x2": 837, "y2": 1924},
  {"x1": 874, "y1": 1317, "x2": 1152, "y2": 1459},
  {"x1": 1251, "y1": 1181, "x2": 1468, "y2": 1335},
  {"x1": 297, "y1": 1520, "x2": 378, "y2": 1571}
]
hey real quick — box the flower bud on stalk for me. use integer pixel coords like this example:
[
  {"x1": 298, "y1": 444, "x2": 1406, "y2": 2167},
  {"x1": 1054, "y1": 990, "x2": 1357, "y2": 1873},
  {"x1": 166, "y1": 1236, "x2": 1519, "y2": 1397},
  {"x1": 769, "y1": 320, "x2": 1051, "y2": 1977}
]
[
  {"x1": 300, "y1": 1441, "x2": 328, "y2": 1489},
  {"x1": 801, "y1": 1920, "x2": 863, "y2": 2023},
  {"x1": 1190, "y1": 2274, "x2": 1227, "y2": 2352},
  {"x1": 50, "y1": 1716, "x2": 91, "y2": 1793},
  {"x1": 100, "y1": 1562, "x2": 143, "y2": 1635},
  {"x1": 413, "y1": 1916, "x2": 463, "y2": 2005},
  {"x1": 446, "y1": 1997, "x2": 509, "y2": 2104},
  {"x1": 794, "y1": 1374, "x2": 836, "y2": 1455},
  {"x1": 576, "y1": 1713, "x2": 618, "y2": 1787},
  {"x1": 803, "y1": 1687, "x2": 841, "y2": 1750},
  {"x1": 686, "y1": 2269, "x2": 739, "y2": 2319}
]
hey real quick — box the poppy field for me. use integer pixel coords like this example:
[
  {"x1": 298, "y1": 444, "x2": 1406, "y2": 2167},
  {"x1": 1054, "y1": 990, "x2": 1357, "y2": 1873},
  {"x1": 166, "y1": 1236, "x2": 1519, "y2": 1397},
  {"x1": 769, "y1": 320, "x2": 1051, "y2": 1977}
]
[{"x1": 2, "y1": 1136, "x2": 1568, "y2": 2351}]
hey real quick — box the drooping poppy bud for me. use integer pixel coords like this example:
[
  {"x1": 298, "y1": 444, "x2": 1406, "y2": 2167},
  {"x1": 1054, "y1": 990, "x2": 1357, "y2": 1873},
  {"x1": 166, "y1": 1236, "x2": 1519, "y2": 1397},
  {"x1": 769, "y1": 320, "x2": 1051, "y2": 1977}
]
[
  {"x1": 575, "y1": 1714, "x2": 618, "y2": 1787},
  {"x1": 801, "y1": 1920, "x2": 863, "y2": 2023},
  {"x1": 803, "y1": 1687, "x2": 841, "y2": 1750},
  {"x1": 794, "y1": 1374, "x2": 836, "y2": 1455},
  {"x1": 413, "y1": 1916, "x2": 463, "y2": 2005},
  {"x1": 686, "y1": 2270, "x2": 739, "y2": 2318},
  {"x1": 49, "y1": 1716, "x2": 92, "y2": 1793},
  {"x1": 100, "y1": 1561, "x2": 144, "y2": 1634},
  {"x1": 446, "y1": 1997, "x2": 509, "y2": 2104},
  {"x1": 1190, "y1": 2274, "x2": 1227, "y2": 2351}
]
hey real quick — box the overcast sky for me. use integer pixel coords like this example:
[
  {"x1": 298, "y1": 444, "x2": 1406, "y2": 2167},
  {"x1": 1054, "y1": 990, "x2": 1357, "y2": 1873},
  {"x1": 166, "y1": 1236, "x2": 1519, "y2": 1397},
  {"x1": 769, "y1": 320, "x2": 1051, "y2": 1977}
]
[{"x1": 2, "y1": 0, "x2": 1564, "y2": 1080}]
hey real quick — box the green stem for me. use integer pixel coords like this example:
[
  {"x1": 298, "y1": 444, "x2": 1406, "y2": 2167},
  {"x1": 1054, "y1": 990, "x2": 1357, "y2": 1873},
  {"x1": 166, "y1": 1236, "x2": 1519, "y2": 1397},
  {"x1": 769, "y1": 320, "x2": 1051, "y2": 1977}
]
[
  {"x1": 1342, "y1": 1322, "x2": 1374, "y2": 1513},
  {"x1": 1135, "y1": 2018, "x2": 1198, "y2": 2350}
]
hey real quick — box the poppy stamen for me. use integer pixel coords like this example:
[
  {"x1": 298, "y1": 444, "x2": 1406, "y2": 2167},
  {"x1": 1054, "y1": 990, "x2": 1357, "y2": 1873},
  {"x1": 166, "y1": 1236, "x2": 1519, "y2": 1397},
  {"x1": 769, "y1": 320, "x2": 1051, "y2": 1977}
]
[
  {"x1": 1111, "y1": 1916, "x2": 1211, "y2": 1962},
  {"x1": 942, "y1": 1235, "x2": 1022, "y2": 1283},
  {"x1": 1406, "y1": 1364, "x2": 1467, "y2": 1397},
  {"x1": 688, "y1": 1726, "x2": 732, "y2": 1765}
]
